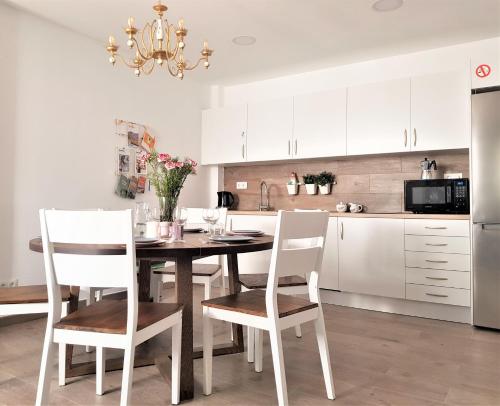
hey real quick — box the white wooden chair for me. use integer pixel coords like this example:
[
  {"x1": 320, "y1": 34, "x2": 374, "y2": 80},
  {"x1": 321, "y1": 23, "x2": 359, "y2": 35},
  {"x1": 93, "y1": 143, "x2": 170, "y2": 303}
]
[
  {"x1": 0, "y1": 285, "x2": 69, "y2": 317},
  {"x1": 202, "y1": 210, "x2": 335, "y2": 406},
  {"x1": 153, "y1": 207, "x2": 228, "y2": 301},
  {"x1": 36, "y1": 209, "x2": 183, "y2": 406}
]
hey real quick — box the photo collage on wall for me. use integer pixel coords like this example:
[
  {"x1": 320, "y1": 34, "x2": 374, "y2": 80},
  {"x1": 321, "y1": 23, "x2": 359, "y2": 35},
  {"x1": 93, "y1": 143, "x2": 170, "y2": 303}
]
[{"x1": 115, "y1": 119, "x2": 156, "y2": 199}]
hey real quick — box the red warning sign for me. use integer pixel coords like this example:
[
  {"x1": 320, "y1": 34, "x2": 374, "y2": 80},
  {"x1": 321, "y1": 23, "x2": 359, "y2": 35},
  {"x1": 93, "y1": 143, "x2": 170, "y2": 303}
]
[{"x1": 476, "y1": 64, "x2": 491, "y2": 78}]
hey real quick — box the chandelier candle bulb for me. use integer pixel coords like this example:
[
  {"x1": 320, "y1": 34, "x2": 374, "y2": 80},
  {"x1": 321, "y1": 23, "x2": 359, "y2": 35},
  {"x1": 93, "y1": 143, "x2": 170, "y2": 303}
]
[
  {"x1": 127, "y1": 17, "x2": 135, "y2": 28},
  {"x1": 108, "y1": 36, "x2": 115, "y2": 45},
  {"x1": 178, "y1": 18, "x2": 184, "y2": 29}
]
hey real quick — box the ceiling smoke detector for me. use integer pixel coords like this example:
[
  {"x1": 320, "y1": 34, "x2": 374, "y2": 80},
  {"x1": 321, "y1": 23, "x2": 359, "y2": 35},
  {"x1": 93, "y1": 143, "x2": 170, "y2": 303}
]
[
  {"x1": 232, "y1": 35, "x2": 257, "y2": 46},
  {"x1": 372, "y1": 0, "x2": 404, "y2": 12}
]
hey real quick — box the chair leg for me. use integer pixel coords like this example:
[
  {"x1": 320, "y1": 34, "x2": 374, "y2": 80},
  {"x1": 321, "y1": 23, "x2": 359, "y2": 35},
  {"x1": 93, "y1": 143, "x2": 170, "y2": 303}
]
[
  {"x1": 120, "y1": 345, "x2": 135, "y2": 406},
  {"x1": 58, "y1": 344, "x2": 66, "y2": 386},
  {"x1": 171, "y1": 320, "x2": 182, "y2": 405},
  {"x1": 204, "y1": 280, "x2": 212, "y2": 300},
  {"x1": 269, "y1": 326, "x2": 289, "y2": 406},
  {"x1": 35, "y1": 326, "x2": 55, "y2": 406},
  {"x1": 219, "y1": 274, "x2": 225, "y2": 297},
  {"x1": 203, "y1": 308, "x2": 213, "y2": 396},
  {"x1": 314, "y1": 314, "x2": 335, "y2": 400},
  {"x1": 96, "y1": 347, "x2": 105, "y2": 395},
  {"x1": 86, "y1": 288, "x2": 96, "y2": 353},
  {"x1": 294, "y1": 325, "x2": 302, "y2": 338},
  {"x1": 96, "y1": 289, "x2": 103, "y2": 301},
  {"x1": 255, "y1": 328, "x2": 263, "y2": 373},
  {"x1": 247, "y1": 326, "x2": 255, "y2": 363}
]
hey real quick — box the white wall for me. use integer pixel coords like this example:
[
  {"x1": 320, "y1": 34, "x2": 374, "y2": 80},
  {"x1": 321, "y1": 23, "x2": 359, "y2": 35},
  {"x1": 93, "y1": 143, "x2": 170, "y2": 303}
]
[
  {"x1": 0, "y1": 2, "x2": 210, "y2": 285},
  {"x1": 222, "y1": 37, "x2": 500, "y2": 105}
]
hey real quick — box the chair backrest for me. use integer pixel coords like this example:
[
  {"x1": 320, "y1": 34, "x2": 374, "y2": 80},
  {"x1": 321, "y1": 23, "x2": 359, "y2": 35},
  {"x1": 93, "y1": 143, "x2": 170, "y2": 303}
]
[
  {"x1": 39, "y1": 209, "x2": 137, "y2": 332},
  {"x1": 186, "y1": 207, "x2": 228, "y2": 229},
  {"x1": 266, "y1": 210, "x2": 329, "y2": 315}
]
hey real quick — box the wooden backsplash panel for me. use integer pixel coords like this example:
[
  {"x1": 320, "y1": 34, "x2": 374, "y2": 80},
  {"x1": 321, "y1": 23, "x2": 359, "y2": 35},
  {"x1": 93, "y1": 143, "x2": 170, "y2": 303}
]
[{"x1": 223, "y1": 150, "x2": 469, "y2": 213}]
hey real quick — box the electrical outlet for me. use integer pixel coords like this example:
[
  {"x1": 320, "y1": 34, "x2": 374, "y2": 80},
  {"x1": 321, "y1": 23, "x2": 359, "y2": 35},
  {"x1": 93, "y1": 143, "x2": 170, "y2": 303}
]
[
  {"x1": 236, "y1": 181, "x2": 248, "y2": 190},
  {"x1": 0, "y1": 279, "x2": 18, "y2": 288}
]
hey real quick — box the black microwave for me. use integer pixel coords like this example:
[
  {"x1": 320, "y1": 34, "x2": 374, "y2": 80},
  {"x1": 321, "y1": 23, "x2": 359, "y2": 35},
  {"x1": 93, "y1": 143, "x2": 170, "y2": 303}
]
[{"x1": 404, "y1": 179, "x2": 470, "y2": 214}]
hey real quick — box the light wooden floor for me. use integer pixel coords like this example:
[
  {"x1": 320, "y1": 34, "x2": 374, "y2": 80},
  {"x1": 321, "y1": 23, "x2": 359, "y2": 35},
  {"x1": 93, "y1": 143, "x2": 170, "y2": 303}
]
[{"x1": 1, "y1": 285, "x2": 500, "y2": 405}]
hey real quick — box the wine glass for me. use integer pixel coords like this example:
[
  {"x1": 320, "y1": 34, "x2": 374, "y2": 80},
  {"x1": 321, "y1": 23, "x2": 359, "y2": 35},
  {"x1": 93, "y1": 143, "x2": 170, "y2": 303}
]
[
  {"x1": 174, "y1": 207, "x2": 188, "y2": 226},
  {"x1": 150, "y1": 207, "x2": 161, "y2": 222},
  {"x1": 202, "y1": 208, "x2": 220, "y2": 237}
]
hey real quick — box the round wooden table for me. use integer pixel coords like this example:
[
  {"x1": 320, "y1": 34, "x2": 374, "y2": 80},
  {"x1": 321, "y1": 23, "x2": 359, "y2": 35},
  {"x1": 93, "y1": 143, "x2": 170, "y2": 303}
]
[{"x1": 29, "y1": 233, "x2": 274, "y2": 401}]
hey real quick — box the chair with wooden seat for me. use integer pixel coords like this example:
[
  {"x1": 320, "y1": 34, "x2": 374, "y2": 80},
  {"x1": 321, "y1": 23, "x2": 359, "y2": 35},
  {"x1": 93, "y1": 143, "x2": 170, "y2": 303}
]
[
  {"x1": 0, "y1": 285, "x2": 70, "y2": 317},
  {"x1": 202, "y1": 210, "x2": 335, "y2": 406},
  {"x1": 36, "y1": 209, "x2": 183, "y2": 406},
  {"x1": 240, "y1": 273, "x2": 308, "y2": 363},
  {"x1": 153, "y1": 207, "x2": 228, "y2": 301}
]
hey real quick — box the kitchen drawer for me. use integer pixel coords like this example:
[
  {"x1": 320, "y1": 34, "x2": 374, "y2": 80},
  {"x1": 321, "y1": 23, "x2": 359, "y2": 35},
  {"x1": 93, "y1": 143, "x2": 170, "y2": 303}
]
[
  {"x1": 406, "y1": 283, "x2": 470, "y2": 306},
  {"x1": 405, "y1": 251, "x2": 470, "y2": 272},
  {"x1": 405, "y1": 219, "x2": 469, "y2": 237},
  {"x1": 406, "y1": 268, "x2": 470, "y2": 289},
  {"x1": 405, "y1": 235, "x2": 470, "y2": 254}
]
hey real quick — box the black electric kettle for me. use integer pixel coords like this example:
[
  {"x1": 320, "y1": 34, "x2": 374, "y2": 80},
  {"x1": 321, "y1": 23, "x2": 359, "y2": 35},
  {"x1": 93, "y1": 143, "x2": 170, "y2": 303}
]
[{"x1": 217, "y1": 191, "x2": 234, "y2": 209}]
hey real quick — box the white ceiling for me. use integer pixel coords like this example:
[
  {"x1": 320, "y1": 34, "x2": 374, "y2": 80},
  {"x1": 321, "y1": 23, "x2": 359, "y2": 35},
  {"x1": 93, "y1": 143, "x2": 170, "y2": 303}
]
[{"x1": 5, "y1": 0, "x2": 500, "y2": 84}]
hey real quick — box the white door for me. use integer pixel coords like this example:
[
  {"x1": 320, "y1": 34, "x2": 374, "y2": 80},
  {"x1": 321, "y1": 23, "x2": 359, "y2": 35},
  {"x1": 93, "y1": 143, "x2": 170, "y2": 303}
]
[
  {"x1": 320, "y1": 217, "x2": 339, "y2": 290},
  {"x1": 226, "y1": 215, "x2": 277, "y2": 276},
  {"x1": 338, "y1": 218, "x2": 405, "y2": 299},
  {"x1": 411, "y1": 70, "x2": 469, "y2": 151},
  {"x1": 201, "y1": 104, "x2": 247, "y2": 165},
  {"x1": 293, "y1": 89, "x2": 347, "y2": 158},
  {"x1": 347, "y1": 78, "x2": 411, "y2": 155},
  {"x1": 246, "y1": 98, "x2": 293, "y2": 162}
]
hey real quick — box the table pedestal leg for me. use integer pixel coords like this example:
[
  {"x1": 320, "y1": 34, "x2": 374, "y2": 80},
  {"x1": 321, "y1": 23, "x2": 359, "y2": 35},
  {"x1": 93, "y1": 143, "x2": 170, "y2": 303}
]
[
  {"x1": 138, "y1": 259, "x2": 152, "y2": 302},
  {"x1": 175, "y1": 256, "x2": 194, "y2": 401}
]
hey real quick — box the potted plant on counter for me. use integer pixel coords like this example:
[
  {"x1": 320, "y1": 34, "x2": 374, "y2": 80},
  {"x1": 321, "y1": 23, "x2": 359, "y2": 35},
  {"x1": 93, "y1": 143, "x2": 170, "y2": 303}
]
[
  {"x1": 287, "y1": 172, "x2": 299, "y2": 195},
  {"x1": 317, "y1": 171, "x2": 334, "y2": 195},
  {"x1": 303, "y1": 174, "x2": 318, "y2": 195}
]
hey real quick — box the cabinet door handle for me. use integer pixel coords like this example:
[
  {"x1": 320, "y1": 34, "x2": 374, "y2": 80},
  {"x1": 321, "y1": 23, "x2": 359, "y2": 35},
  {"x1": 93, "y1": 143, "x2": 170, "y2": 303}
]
[
  {"x1": 241, "y1": 131, "x2": 245, "y2": 138},
  {"x1": 424, "y1": 226, "x2": 447, "y2": 230},
  {"x1": 340, "y1": 222, "x2": 344, "y2": 240},
  {"x1": 242, "y1": 144, "x2": 245, "y2": 159},
  {"x1": 425, "y1": 259, "x2": 449, "y2": 263},
  {"x1": 295, "y1": 139, "x2": 298, "y2": 155},
  {"x1": 404, "y1": 129, "x2": 408, "y2": 147},
  {"x1": 425, "y1": 293, "x2": 448, "y2": 298},
  {"x1": 288, "y1": 140, "x2": 291, "y2": 156},
  {"x1": 425, "y1": 276, "x2": 449, "y2": 281},
  {"x1": 425, "y1": 243, "x2": 448, "y2": 247},
  {"x1": 413, "y1": 128, "x2": 417, "y2": 146}
]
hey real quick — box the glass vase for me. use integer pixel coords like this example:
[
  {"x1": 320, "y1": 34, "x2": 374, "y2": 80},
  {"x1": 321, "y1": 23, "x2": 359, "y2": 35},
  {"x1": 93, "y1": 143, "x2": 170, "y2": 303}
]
[{"x1": 158, "y1": 195, "x2": 178, "y2": 223}]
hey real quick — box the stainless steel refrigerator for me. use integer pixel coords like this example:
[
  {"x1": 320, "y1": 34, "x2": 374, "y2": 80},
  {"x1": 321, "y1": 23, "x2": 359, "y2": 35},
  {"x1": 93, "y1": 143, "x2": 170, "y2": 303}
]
[{"x1": 472, "y1": 87, "x2": 500, "y2": 329}]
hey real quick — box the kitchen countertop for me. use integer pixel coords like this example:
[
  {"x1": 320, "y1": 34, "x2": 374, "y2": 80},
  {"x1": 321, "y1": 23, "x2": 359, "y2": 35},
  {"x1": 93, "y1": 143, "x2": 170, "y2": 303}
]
[{"x1": 227, "y1": 210, "x2": 470, "y2": 220}]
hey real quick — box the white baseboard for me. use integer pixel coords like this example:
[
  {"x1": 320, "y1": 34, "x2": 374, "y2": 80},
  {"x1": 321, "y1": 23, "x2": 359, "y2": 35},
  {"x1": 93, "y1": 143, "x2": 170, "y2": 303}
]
[{"x1": 320, "y1": 289, "x2": 471, "y2": 324}]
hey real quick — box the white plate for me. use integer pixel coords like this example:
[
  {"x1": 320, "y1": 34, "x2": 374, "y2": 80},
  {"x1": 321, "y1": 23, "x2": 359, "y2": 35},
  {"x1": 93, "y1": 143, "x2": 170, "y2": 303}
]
[
  {"x1": 232, "y1": 229, "x2": 263, "y2": 235},
  {"x1": 135, "y1": 237, "x2": 159, "y2": 243},
  {"x1": 209, "y1": 235, "x2": 254, "y2": 243}
]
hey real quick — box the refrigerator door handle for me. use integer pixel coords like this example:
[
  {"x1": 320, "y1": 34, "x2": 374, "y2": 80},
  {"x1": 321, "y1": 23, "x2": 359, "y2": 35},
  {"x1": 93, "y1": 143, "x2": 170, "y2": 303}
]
[{"x1": 481, "y1": 223, "x2": 500, "y2": 230}]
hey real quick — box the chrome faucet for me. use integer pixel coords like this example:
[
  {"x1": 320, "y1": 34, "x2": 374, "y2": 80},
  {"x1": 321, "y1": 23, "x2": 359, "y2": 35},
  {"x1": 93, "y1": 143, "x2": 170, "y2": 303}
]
[{"x1": 259, "y1": 181, "x2": 270, "y2": 211}]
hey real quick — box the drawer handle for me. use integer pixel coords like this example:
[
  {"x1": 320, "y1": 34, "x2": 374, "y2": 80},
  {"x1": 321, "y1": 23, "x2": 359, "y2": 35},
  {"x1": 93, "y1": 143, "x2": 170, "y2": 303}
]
[
  {"x1": 425, "y1": 259, "x2": 448, "y2": 263},
  {"x1": 425, "y1": 276, "x2": 449, "y2": 281},
  {"x1": 424, "y1": 226, "x2": 448, "y2": 230},
  {"x1": 425, "y1": 293, "x2": 449, "y2": 298},
  {"x1": 425, "y1": 243, "x2": 448, "y2": 247}
]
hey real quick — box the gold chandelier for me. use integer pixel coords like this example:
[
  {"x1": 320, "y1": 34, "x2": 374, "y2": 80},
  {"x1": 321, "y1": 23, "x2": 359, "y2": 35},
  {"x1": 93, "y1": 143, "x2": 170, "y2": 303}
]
[{"x1": 106, "y1": 1, "x2": 213, "y2": 80}]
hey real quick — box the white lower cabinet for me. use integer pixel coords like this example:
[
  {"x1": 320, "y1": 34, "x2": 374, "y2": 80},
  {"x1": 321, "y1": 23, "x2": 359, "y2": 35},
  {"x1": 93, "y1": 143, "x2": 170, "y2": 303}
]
[
  {"x1": 319, "y1": 218, "x2": 339, "y2": 290},
  {"x1": 228, "y1": 215, "x2": 276, "y2": 275},
  {"x1": 338, "y1": 218, "x2": 405, "y2": 299},
  {"x1": 404, "y1": 219, "x2": 471, "y2": 307}
]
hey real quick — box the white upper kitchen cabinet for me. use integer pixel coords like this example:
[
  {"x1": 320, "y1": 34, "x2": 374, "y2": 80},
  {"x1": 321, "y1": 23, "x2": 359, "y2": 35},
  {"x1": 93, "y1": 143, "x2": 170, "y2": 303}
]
[
  {"x1": 347, "y1": 78, "x2": 411, "y2": 155},
  {"x1": 410, "y1": 70, "x2": 469, "y2": 151},
  {"x1": 320, "y1": 217, "x2": 340, "y2": 291},
  {"x1": 201, "y1": 104, "x2": 247, "y2": 165},
  {"x1": 293, "y1": 89, "x2": 347, "y2": 158},
  {"x1": 246, "y1": 97, "x2": 293, "y2": 162},
  {"x1": 338, "y1": 217, "x2": 405, "y2": 299}
]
